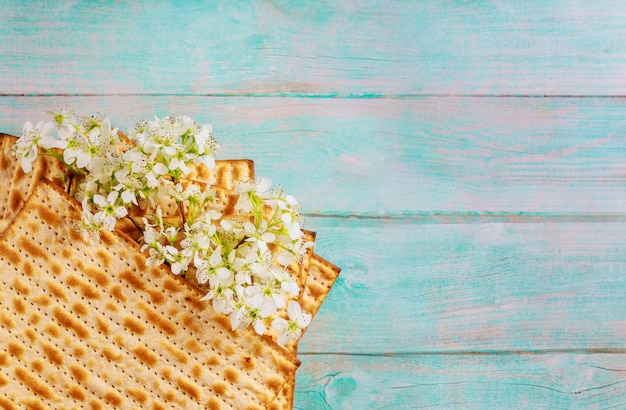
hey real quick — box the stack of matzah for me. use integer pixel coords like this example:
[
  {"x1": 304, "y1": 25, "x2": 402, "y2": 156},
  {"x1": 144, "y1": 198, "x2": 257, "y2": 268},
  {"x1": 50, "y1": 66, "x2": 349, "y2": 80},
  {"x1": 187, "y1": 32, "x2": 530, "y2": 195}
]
[{"x1": 0, "y1": 133, "x2": 340, "y2": 408}]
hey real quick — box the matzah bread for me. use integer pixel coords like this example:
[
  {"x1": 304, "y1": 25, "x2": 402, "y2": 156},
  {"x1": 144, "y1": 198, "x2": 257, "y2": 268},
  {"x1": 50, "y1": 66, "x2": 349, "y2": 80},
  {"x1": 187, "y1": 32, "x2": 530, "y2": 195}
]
[
  {"x1": 0, "y1": 179, "x2": 299, "y2": 409},
  {"x1": 187, "y1": 160, "x2": 255, "y2": 190},
  {"x1": 1, "y1": 131, "x2": 340, "y2": 409},
  {"x1": 0, "y1": 134, "x2": 19, "y2": 219}
]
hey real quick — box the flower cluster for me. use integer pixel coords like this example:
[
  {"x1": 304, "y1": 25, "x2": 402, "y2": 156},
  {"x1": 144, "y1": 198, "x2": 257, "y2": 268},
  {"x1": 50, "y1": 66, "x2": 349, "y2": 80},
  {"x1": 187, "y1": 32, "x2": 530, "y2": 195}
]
[{"x1": 12, "y1": 107, "x2": 313, "y2": 346}]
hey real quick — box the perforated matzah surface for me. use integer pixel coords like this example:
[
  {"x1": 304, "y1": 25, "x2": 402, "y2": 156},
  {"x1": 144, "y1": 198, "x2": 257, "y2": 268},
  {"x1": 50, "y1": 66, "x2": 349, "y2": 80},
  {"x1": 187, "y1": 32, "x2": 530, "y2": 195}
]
[{"x1": 0, "y1": 179, "x2": 299, "y2": 409}]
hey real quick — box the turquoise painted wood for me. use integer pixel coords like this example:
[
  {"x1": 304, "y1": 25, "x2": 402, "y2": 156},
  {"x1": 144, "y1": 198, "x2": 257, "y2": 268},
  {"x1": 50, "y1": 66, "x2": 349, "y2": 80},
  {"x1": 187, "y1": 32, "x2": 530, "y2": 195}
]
[
  {"x1": 295, "y1": 354, "x2": 626, "y2": 409},
  {"x1": 3, "y1": 97, "x2": 626, "y2": 215},
  {"x1": 2, "y1": 1, "x2": 626, "y2": 408},
  {"x1": 3, "y1": 1, "x2": 626, "y2": 95}
]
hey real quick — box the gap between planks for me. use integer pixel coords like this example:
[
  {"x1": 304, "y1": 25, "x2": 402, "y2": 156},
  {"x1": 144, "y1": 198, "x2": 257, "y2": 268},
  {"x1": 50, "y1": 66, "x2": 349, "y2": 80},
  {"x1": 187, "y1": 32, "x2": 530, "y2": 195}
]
[
  {"x1": 4, "y1": 93, "x2": 626, "y2": 99},
  {"x1": 305, "y1": 212, "x2": 626, "y2": 225},
  {"x1": 298, "y1": 349, "x2": 626, "y2": 357}
]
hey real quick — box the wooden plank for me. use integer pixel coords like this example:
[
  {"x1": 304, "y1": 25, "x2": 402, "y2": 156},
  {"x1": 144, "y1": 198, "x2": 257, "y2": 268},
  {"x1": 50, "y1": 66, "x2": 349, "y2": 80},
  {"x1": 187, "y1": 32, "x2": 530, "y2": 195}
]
[
  {"x1": 299, "y1": 218, "x2": 626, "y2": 354},
  {"x1": 3, "y1": 2, "x2": 626, "y2": 95},
  {"x1": 2, "y1": 96, "x2": 626, "y2": 215},
  {"x1": 294, "y1": 353, "x2": 626, "y2": 409}
]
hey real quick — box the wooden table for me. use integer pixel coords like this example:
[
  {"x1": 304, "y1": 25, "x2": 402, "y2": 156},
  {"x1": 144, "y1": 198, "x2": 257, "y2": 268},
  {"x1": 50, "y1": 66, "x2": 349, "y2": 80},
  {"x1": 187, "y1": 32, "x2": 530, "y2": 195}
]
[{"x1": 2, "y1": 2, "x2": 626, "y2": 408}]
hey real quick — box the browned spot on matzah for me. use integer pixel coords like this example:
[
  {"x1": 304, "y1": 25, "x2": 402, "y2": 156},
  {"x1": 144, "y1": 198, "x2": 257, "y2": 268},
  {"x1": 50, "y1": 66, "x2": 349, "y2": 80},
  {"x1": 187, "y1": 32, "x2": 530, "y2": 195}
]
[
  {"x1": 206, "y1": 354, "x2": 221, "y2": 366},
  {"x1": 241, "y1": 355, "x2": 255, "y2": 371},
  {"x1": 177, "y1": 376, "x2": 201, "y2": 400},
  {"x1": 127, "y1": 387, "x2": 149, "y2": 403},
  {"x1": 89, "y1": 398, "x2": 104, "y2": 410},
  {"x1": 119, "y1": 269, "x2": 145, "y2": 291},
  {"x1": 23, "y1": 260, "x2": 34, "y2": 276},
  {"x1": 161, "y1": 367, "x2": 173, "y2": 381},
  {"x1": 183, "y1": 338, "x2": 203, "y2": 353},
  {"x1": 212, "y1": 381, "x2": 228, "y2": 396},
  {"x1": 47, "y1": 280, "x2": 69, "y2": 301},
  {"x1": 105, "y1": 301, "x2": 119, "y2": 312},
  {"x1": 9, "y1": 190, "x2": 23, "y2": 214},
  {"x1": 31, "y1": 294, "x2": 52, "y2": 306},
  {"x1": 163, "y1": 390, "x2": 176, "y2": 401},
  {"x1": 84, "y1": 266, "x2": 109, "y2": 286},
  {"x1": 11, "y1": 278, "x2": 29, "y2": 295},
  {"x1": 61, "y1": 248, "x2": 72, "y2": 259},
  {"x1": 103, "y1": 390, "x2": 123, "y2": 406},
  {"x1": 206, "y1": 397, "x2": 222, "y2": 410},
  {"x1": 251, "y1": 343, "x2": 264, "y2": 357},
  {"x1": 0, "y1": 243, "x2": 20, "y2": 265},
  {"x1": 212, "y1": 313, "x2": 231, "y2": 332},
  {"x1": 223, "y1": 344, "x2": 236, "y2": 356},
  {"x1": 132, "y1": 345, "x2": 158, "y2": 367},
  {"x1": 147, "y1": 288, "x2": 165, "y2": 305},
  {"x1": 191, "y1": 363, "x2": 203, "y2": 378},
  {"x1": 0, "y1": 312, "x2": 15, "y2": 328},
  {"x1": 17, "y1": 236, "x2": 49, "y2": 262},
  {"x1": 0, "y1": 352, "x2": 9, "y2": 365},
  {"x1": 113, "y1": 334, "x2": 125, "y2": 347},
  {"x1": 132, "y1": 253, "x2": 146, "y2": 269},
  {"x1": 123, "y1": 316, "x2": 146, "y2": 335},
  {"x1": 152, "y1": 401, "x2": 166, "y2": 410},
  {"x1": 28, "y1": 312, "x2": 41, "y2": 325},
  {"x1": 43, "y1": 324, "x2": 60, "y2": 338},
  {"x1": 67, "y1": 384, "x2": 87, "y2": 401},
  {"x1": 30, "y1": 359, "x2": 44, "y2": 373},
  {"x1": 212, "y1": 338, "x2": 222, "y2": 349},
  {"x1": 8, "y1": 341, "x2": 24, "y2": 358},
  {"x1": 95, "y1": 316, "x2": 110, "y2": 335},
  {"x1": 183, "y1": 293, "x2": 206, "y2": 311},
  {"x1": 72, "y1": 346, "x2": 86, "y2": 358},
  {"x1": 224, "y1": 367, "x2": 239, "y2": 383},
  {"x1": 308, "y1": 281, "x2": 325, "y2": 299},
  {"x1": 52, "y1": 306, "x2": 90, "y2": 338},
  {"x1": 21, "y1": 397, "x2": 46, "y2": 410},
  {"x1": 69, "y1": 364, "x2": 88, "y2": 383},
  {"x1": 36, "y1": 204, "x2": 62, "y2": 227},
  {"x1": 102, "y1": 346, "x2": 123, "y2": 362},
  {"x1": 138, "y1": 302, "x2": 177, "y2": 335},
  {"x1": 109, "y1": 284, "x2": 126, "y2": 302},
  {"x1": 15, "y1": 366, "x2": 56, "y2": 400},
  {"x1": 23, "y1": 328, "x2": 37, "y2": 342},
  {"x1": 71, "y1": 301, "x2": 89, "y2": 316},
  {"x1": 181, "y1": 314, "x2": 201, "y2": 333},
  {"x1": 68, "y1": 227, "x2": 81, "y2": 242},
  {"x1": 65, "y1": 275, "x2": 101, "y2": 300},
  {"x1": 162, "y1": 276, "x2": 181, "y2": 293},
  {"x1": 41, "y1": 342, "x2": 64, "y2": 365},
  {"x1": 95, "y1": 248, "x2": 113, "y2": 268},
  {"x1": 50, "y1": 261, "x2": 62, "y2": 276},
  {"x1": 0, "y1": 397, "x2": 16, "y2": 410},
  {"x1": 266, "y1": 376, "x2": 282, "y2": 391},
  {"x1": 0, "y1": 373, "x2": 9, "y2": 386},
  {"x1": 12, "y1": 297, "x2": 26, "y2": 315},
  {"x1": 100, "y1": 230, "x2": 116, "y2": 246},
  {"x1": 160, "y1": 341, "x2": 189, "y2": 365}
]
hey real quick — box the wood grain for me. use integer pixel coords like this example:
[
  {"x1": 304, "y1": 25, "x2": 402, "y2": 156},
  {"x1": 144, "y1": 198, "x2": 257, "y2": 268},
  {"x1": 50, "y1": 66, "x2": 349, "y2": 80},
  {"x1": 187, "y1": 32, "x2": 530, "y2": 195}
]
[
  {"x1": 300, "y1": 218, "x2": 626, "y2": 354},
  {"x1": 2, "y1": 1, "x2": 626, "y2": 95},
  {"x1": 2, "y1": 96, "x2": 626, "y2": 215},
  {"x1": 295, "y1": 353, "x2": 626, "y2": 409}
]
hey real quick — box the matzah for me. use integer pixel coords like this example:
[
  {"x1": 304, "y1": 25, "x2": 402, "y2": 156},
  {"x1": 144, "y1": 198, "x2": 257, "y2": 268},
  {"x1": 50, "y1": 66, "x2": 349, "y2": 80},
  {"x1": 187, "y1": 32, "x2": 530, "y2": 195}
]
[{"x1": 0, "y1": 179, "x2": 299, "y2": 409}]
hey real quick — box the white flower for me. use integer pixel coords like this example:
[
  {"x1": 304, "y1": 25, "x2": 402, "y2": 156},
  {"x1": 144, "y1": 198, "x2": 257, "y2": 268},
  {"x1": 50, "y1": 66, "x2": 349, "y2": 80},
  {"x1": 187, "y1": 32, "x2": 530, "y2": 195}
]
[
  {"x1": 234, "y1": 178, "x2": 272, "y2": 214},
  {"x1": 92, "y1": 191, "x2": 128, "y2": 230},
  {"x1": 272, "y1": 301, "x2": 311, "y2": 346},
  {"x1": 12, "y1": 121, "x2": 58, "y2": 173}
]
